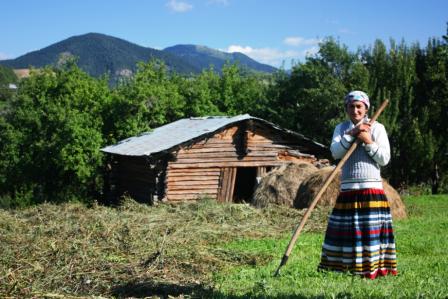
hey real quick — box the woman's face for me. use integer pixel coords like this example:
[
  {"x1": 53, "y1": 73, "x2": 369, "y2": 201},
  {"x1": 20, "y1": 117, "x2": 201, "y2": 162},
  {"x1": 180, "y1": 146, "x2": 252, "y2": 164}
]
[{"x1": 346, "y1": 101, "x2": 368, "y2": 124}]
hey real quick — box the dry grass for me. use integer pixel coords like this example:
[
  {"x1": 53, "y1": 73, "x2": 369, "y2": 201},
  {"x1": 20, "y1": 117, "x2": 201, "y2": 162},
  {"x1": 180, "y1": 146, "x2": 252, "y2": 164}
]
[
  {"x1": 294, "y1": 166, "x2": 340, "y2": 209},
  {"x1": 0, "y1": 198, "x2": 331, "y2": 298}
]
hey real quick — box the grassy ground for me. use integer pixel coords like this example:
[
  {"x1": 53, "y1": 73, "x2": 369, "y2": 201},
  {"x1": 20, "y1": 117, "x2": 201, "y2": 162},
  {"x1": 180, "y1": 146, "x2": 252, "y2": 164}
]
[
  {"x1": 212, "y1": 195, "x2": 448, "y2": 298},
  {"x1": 0, "y1": 195, "x2": 447, "y2": 298}
]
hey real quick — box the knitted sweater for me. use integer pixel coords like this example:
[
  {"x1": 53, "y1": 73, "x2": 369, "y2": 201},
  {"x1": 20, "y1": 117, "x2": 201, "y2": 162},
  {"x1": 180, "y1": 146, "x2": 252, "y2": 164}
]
[{"x1": 330, "y1": 119, "x2": 390, "y2": 190}]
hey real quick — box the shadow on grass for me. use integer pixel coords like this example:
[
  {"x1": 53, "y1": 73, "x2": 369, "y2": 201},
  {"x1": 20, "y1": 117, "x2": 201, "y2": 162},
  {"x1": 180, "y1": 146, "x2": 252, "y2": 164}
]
[
  {"x1": 111, "y1": 280, "x2": 210, "y2": 298},
  {"x1": 111, "y1": 280, "x2": 357, "y2": 299}
]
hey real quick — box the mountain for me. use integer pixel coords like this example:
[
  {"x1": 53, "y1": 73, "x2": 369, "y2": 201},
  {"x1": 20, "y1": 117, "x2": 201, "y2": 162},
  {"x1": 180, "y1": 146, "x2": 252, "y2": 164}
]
[
  {"x1": 163, "y1": 44, "x2": 277, "y2": 73},
  {"x1": 0, "y1": 33, "x2": 277, "y2": 82},
  {"x1": 0, "y1": 33, "x2": 200, "y2": 80}
]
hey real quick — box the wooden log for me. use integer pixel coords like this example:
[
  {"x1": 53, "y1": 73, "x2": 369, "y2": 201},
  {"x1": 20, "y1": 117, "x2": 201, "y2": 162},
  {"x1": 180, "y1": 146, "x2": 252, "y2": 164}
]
[
  {"x1": 216, "y1": 167, "x2": 237, "y2": 203},
  {"x1": 168, "y1": 161, "x2": 285, "y2": 169},
  {"x1": 167, "y1": 194, "x2": 217, "y2": 200},
  {"x1": 167, "y1": 173, "x2": 220, "y2": 177},
  {"x1": 167, "y1": 181, "x2": 218, "y2": 187},
  {"x1": 167, "y1": 173, "x2": 219, "y2": 180},
  {"x1": 173, "y1": 156, "x2": 276, "y2": 163},
  {"x1": 183, "y1": 138, "x2": 246, "y2": 147},
  {"x1": 221, "y1": 168, "x2": 232, "y2": 202},
  {"x1": 278, "y1": 155, "x2": 316, "y2": 163},
  {"x1": 176, "y1": 151, "x2": 279, "y2": 159},
  {"x1": 179, "y1": 147, "x2": 242, "y2": 154},
  {"x1": 167, "y1": 189, "x2": 218, "y2": 195},
  {"x1": 228, "y1": 167, "x2": 236, "y2": 202},
  {"x1": 166, "y1": 176, "x2": 220, "y2": 182},
  {"x1": 167, "y1": 168, "x2": 220, "y2": 173},
  {"x1": 247, "y1": 144, "x2": 290, "y2": 149},
  {"x1": 167, "y1": 185, "x2": 218, "y2": 191}
]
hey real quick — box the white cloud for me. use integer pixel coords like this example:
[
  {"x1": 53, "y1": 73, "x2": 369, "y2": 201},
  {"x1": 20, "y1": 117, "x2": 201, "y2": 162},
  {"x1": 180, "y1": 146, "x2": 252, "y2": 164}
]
[
  {"x1": 166, "y1": 0, "x2": 193, "y2": 12},
  {"x1": 0, "y1": 52, "x2": 11, "y2": 60},
  {"x1": 225, "y1": 45, "x2": 317, "y2": 67},
  {"x1": 207, "y1": 0, "x2": 229, "y2": 5},
  {"x1": 283, "y1": 36, "x2": 321, "y2": 47},
  {"x1": 303, "y1": 46, "x2": 319, "y2": 57}
]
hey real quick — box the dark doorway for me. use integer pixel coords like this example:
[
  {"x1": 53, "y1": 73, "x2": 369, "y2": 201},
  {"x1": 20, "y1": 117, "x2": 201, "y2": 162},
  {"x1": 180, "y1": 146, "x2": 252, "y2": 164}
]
[{"x1": 233, "y1": 167, "x2": 257, "y2": 203}]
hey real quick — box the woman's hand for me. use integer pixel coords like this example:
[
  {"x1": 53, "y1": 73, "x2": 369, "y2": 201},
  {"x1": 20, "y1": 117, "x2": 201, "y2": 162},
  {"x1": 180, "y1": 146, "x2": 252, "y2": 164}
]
[
  {"x1": 357, "y1": 130, "x2": 373, "y2": 144},
  {"x1": 348, "y1": 123, "x2": 373, "y2": 144},
  {"x1": 348, "y1": 123, "x2": 370, "y2": 135}
]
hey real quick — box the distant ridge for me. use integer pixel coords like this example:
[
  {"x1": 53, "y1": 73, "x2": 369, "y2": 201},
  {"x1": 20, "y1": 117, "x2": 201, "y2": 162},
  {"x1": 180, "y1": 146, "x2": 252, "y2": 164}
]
[
  {"x1": 0, "y1": 33, "x2": 277, "y2": 82},
  {"x1": 163, "y1": 44, "x2": 277, "y2": 73}
]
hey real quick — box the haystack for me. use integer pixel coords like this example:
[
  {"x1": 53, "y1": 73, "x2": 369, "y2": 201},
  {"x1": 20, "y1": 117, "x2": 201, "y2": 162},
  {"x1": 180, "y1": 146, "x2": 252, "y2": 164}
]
[
  {"x1": 252, "y1": 162, "x2": 318, "y2": 208},
  {"x1": 294, "y1": 167, "x2": 340, "y2": 209},
  {"x1": 294, "y1": 167, "x2": 407, "y2": 220},
  {"x1": 383, "y1": 180, "x2": 407, "y2": 219}
]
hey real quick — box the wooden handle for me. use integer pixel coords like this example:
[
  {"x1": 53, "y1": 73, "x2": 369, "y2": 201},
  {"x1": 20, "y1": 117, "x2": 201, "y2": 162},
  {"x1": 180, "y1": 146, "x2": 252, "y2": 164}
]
[{"x1": 274, "y1": 99, "x2": 389, "y2": 276}]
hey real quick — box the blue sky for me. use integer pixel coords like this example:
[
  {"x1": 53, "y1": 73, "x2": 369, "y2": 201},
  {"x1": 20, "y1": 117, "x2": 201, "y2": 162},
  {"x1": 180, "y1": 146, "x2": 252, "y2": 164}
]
[{"x1": 1, "y1": 0, "x2": 447, "y2": 68}]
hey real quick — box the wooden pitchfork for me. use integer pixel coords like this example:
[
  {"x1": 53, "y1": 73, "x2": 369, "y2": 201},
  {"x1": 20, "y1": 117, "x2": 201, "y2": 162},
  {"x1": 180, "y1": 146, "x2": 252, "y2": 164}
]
[{"x1": 273, "y1": 99, "x2": 389, "y2": 277}]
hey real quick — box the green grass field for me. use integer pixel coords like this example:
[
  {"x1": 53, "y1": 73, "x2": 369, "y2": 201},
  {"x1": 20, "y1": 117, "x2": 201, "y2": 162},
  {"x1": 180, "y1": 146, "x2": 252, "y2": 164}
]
[
  {"x1": 0, "y1": 195, "x2": 447, "y2": 298},
  {"x1": 212, "y1": 195, "x2": 448, "y2": 298}
]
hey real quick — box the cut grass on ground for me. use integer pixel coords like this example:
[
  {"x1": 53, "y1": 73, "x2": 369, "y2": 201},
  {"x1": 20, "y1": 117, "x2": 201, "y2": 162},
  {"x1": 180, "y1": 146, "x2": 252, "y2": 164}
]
[{"x1": 0, "y1": 195, "x2": 447, "y2": 298}]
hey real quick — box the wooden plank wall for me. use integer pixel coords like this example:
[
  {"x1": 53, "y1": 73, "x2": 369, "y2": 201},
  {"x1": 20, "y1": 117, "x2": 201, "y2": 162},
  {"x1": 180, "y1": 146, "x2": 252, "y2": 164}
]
[
  {"x1": 216, "y1": 167, "x2": 236, "y2": 202},
  {"x1": 165, "y1": 121, "x2": 316, "y2": 202},
  {"x1": 165, "y1": 167, "x2": 221, "y2": 201}
]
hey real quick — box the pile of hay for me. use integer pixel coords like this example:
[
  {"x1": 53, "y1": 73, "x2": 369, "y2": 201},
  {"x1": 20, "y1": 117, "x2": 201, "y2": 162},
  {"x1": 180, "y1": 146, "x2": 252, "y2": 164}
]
[
  {"x1": 294, "y1": 167, "x2": 340, "y2": 209},
  {"x1": 383, "y1": 180, "x2": 407, "y2": 219},
  {"x1": 252, "y1": 162, "x2": 317, "y2": 208},
  {"x1": 294, "y1": 167, "x2": 407, "y2": 220}
]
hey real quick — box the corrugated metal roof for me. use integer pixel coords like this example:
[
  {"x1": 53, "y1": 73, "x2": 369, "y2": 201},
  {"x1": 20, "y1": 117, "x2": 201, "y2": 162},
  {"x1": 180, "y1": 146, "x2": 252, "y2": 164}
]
[{"x1": 101, "y1": 114, "x2": 326, "y2": 156}]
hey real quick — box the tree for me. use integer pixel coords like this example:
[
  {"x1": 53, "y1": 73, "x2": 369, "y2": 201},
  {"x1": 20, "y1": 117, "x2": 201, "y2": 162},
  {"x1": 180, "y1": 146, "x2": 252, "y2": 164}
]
[
  {"x1": 0, "y1": 65, "x2": 18, "y2": 103},
  {"x1": 103, "y1": 60, "x2": 186, "y2": 144},
  {"x1": 216, "y1": 63, "x2": 270, "y2": 117},
  {"x1": 179, "y1": 67, "x2": 222, "y2": 117},
  {"x1": 0, "y1": 62, "x2": 111, "y2": 206},
  {"x1": 413, "y1": 37, "x2": 448, "y2": 193},
  {"x1": 269, "y1": 38, "x2": 368, "y2": 145}
]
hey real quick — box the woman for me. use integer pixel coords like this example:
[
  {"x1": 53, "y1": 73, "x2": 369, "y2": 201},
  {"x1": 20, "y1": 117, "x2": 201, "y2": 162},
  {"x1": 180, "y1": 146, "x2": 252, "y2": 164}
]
[{"x1": 318, "y1": 90, "x2": 397, "y2": 279}]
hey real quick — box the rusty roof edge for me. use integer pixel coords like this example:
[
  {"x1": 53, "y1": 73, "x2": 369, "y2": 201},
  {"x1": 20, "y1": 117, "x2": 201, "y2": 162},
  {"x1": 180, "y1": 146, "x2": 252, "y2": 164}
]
[{"x1": 248, "y1": 116, "x2": 327, "y2": 149}]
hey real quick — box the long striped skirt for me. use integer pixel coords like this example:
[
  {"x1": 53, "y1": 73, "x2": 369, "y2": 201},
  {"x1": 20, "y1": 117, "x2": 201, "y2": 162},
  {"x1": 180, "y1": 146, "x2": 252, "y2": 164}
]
[{"x1": 318, "y1": 188, "x2": 397, "y2": 279}]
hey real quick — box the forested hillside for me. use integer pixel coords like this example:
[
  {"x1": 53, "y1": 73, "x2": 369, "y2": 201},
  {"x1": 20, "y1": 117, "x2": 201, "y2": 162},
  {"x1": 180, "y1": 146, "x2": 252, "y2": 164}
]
[
  {"x1": 0, "y1": 33, "x2": 276, "y2": 84},
  {"x1": 0, "y1": 31, "x2": 447, "y2": 207},
  {"x1": 0, "y1": 33, "x2": 199, "y2": 81}
]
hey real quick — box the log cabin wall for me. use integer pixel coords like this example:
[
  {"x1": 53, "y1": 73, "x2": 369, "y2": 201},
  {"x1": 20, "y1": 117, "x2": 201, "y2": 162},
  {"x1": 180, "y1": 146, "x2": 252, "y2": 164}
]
[
  {"x1": 165, "y1": 120, "x2": 317, "y2": 202},
  {"x1": 113, "y1": 155, "x2": 157, "y2": 203}
]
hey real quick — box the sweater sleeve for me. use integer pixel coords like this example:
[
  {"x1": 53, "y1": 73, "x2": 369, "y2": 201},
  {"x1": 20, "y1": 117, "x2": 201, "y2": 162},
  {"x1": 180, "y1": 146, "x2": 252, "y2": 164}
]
[
  {"x1": 330, "y1": 122, "x2": 355, "y2": 160},
  {"x1": 363, "y1": 122, "x2": 391, "y2": 166}
]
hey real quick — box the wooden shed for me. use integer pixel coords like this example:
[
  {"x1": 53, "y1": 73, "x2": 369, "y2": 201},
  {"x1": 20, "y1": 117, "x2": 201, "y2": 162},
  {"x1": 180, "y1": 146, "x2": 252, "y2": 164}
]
[{"x1": 101, "y1": 115, "x2": 328, "y2": 204}]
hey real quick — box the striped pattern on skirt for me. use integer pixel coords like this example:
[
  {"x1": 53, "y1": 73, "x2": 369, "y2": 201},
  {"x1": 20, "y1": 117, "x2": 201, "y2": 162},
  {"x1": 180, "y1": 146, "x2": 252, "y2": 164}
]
[{"x1": 318, "y1": 188, "x2": 397, "y2": 279}]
